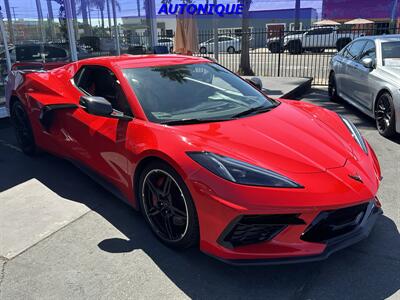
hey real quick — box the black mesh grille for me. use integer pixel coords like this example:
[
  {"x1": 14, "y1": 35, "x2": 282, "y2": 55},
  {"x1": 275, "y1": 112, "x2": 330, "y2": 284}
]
[
  {"x1": 301, "y1": 202, "x2": 369, "y2": 243},
  {"x1": 219, "y1": 214, "x2": 305, "y2": 248}
]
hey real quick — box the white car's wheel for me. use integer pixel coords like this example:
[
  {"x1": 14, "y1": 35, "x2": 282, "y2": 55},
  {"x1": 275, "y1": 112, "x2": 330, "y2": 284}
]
[{"x1": 227, "y1": 46, "x2": 235, "y2": 54}]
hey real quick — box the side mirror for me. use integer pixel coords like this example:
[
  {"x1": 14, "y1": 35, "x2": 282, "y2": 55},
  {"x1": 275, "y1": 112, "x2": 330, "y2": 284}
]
[
  {"x1": 361, "y1": 57, "x2": 375, "y2": 69},
  {"x1": 79, "y1": 96, "x2": 132, "y2": 120},
  {"x1": 246, "y1": 77, "x2": 263, "y2": 91}
]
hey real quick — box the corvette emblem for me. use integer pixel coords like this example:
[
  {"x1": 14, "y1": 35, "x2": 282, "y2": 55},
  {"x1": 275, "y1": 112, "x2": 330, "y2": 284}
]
[{"x1": 349, "y1": 174, "x2": 363, "y2": 183}]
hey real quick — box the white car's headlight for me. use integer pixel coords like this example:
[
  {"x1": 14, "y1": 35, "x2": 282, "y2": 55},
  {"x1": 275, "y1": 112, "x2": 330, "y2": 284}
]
[
  {"x1": 341, "y1": 116, "x2": 368, "y2": 154},
  {"x1": 187, "y1": 152, "x2": 302, "y2": 188}
]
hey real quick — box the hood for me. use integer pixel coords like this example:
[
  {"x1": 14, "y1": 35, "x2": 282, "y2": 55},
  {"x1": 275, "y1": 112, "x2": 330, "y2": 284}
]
[{"x1": 174, "y1": 102, "x2": 354, "y2": 174}]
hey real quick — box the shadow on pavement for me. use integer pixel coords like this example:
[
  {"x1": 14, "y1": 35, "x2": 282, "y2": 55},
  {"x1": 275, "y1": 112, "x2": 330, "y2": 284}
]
[{"x1": 1, "y1": 116, "x2": 399, "y2": 299}]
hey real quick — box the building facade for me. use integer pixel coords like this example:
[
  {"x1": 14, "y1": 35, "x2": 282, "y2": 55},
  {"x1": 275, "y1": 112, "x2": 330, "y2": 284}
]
[{"x1": 322, "y1": 0, "x2": 400, "y2": 31}]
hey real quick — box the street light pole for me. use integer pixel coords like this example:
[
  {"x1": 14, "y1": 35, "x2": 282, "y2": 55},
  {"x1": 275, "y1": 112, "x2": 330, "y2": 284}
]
[
  {"x1": 294, "y1": 0, "x2": 301, "y2": 30},
  {"x1": 3, "y1": 0, "x2": 14, "y2": 44},
  {"x1": 35, "y1": 0, "x2": 46, "y2": 43},
  {"x1": 213, "y1": 0, "x2": 219, "y2": 61},
  {"x1": 64, "y1": 0, "x2": 78, "y2": 61},
  {"x1": 0, "y1": 7, "x2": 12, "y2": 72},
  {"x1": 111, "y1": 0, "x2": 121, "y2": 55},
  {"x1": 390, "y1": 0, "x2": 399, "y2": 32}
]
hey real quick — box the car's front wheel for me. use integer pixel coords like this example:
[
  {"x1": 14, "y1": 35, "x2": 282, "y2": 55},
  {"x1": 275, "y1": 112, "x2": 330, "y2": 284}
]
[
  {"x1": 328, "y1": 72, "x2": 340, "y2": 102},
  {"x1": 375, "y1": 92, "x2": 396, "y2": 138},
  {"x1": 138, "y1": 161, "x2": 199, "y2": 249},
  {"x1": 227, "y1": 46, "x2": 235, "y2": 54},
  {"x1": 199, "y1": 47, "x2": 207, "y2": 54},
  {"x1": 11, "y1": 100, "x2": 37, "y2": 155}
]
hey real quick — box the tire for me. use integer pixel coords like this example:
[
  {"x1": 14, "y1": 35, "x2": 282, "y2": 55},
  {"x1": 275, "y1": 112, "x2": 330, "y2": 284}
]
[
  {"x1": 199, "y1": 47, "x2": 207, "y2": 54},
  {"x1": 169, "y1": 47, "x2": 173, "y2": 53},
  {"x1": 269, "y1": 42, "x2": 283, "y2": 53},
  {"x1": 328, "y1": 72, "x2": 340, "y2": 102},
  {"x1": 138, "y1": 161, "x2": 199, "y2": 249},
  {"x1": 311, "y1": 48, "x2": 325, "y2": 53},
  {"x1": 227, "y1": 46, "x2": 235, "y2": 54},
  {"x1": 288, "y1": 40, "x2": 302, "y2": 54},
  {"x1": 10, "y1": 100, "x2": 37, "y2": 155},
  {"x1": 375, "y1": 92, "x2": 396, "y2": 138},
  {"x1": 336, "y1": 38, "x2": 351, "y2": 51}
]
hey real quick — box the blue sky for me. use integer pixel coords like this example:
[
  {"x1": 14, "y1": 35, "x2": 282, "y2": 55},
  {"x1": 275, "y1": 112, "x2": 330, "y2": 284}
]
[{"x1": 2, "y1": 0, "x2": 322, "y2": 20}]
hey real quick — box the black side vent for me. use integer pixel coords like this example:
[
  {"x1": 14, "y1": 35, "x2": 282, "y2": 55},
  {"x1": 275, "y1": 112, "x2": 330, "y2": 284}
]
[
  {"x1": 301, "y1": 202, "x2": 369, "y2": 243},
  {"x1": 219, "y1": 214, "x2": 305, "y2": 249}
]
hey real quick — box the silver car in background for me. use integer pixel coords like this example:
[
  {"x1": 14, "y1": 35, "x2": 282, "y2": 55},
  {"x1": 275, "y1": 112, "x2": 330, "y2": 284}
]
[{"x1": 329, "y1": 35, "x2": 400, "y2": 137}]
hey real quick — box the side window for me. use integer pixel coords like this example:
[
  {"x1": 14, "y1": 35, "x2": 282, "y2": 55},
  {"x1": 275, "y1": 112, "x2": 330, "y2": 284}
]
[
  {"x1": 359, "y1": 41, "x2": 376, "y2": 60},
  {"x1": 344, "y1": 40, "x2": 367, "y2": 60},
  {"x1": 74, "y1": 66, "x2": 132, "y2": 116},
  {"x1": 16, "y1": 46, "x2": 40, "y2": 61},
  {"x1": 44, "y1": 46, "x2": 68, "y2": 60}
]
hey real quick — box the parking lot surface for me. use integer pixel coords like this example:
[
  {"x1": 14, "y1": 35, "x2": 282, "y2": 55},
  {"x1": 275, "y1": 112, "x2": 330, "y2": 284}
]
[{"x1": 0, "y1": 88, "x2": 399, "y2": 299}]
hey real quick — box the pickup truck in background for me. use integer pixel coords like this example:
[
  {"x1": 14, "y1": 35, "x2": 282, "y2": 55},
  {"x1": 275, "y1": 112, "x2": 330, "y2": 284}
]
[{"x1": 284, "y1": 27, "x2": 365, "y2": 54}]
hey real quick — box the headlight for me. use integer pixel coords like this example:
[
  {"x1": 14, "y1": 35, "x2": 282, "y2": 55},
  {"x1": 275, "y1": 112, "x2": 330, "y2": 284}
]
[
  {"x1": 187, "y1": 152, "x2": 302, "y2": 188},
  {"x1": 341, "y1": 116, "x2": 368, "y2": 154}
]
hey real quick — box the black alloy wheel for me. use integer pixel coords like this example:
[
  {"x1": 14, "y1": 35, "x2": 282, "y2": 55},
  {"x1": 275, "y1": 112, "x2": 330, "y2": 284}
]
[
  {"x1": 139, "y1": 162, "x2": 199, "y2": 249},
  {"x1": 11, "y1": 101, "x2": 37, "y2": 155},
  {"x1": 375, "y1": 92, "x2": 396, "y2": 137}
]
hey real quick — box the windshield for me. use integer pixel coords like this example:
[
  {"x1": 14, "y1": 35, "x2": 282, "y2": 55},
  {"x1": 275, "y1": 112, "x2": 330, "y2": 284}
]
[
  {"x1": 122, "y1": 63, "x2": 276, "y2": 123},
  {"x1": 382, "y1": 41, "x2": 400, "y2": 66}
]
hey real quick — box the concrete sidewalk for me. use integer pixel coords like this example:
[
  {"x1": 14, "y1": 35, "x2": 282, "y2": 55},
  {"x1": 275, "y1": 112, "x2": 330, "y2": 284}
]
[{"x1": 0, "y1": 88, "x2": 399, "y2": 299}]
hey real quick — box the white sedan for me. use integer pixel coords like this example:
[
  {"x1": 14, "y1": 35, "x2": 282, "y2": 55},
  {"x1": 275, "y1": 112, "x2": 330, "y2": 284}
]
[{"x1": 199, "y1": 36, "x2": 241, "y2": 54}]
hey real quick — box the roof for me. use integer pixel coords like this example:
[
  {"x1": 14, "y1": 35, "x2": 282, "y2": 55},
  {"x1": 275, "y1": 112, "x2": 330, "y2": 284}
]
[
  {"x1": 356, "y1": 34, "x2": 400, "y2": 42},
  {"x1": 76, "y1": 54, "x2": 211, "y2": 69}
]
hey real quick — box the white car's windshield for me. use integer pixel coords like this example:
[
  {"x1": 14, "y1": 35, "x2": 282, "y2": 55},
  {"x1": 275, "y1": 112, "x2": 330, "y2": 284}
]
[
  {"x1": 382, "y1": 41, "x2": 400, "y2": 66},
  {"x1": 123, "y1": 63, "x2": 276, "y2": 124}
]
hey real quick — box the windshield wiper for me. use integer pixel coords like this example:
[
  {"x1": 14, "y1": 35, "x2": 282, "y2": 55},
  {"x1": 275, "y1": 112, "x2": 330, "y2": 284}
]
[
  {"x1": 161, "y1": 118, "x2": 232, "y2": 126},
  {"x1": 231, "y1": 104, "x2": 278, "y2": 118}
]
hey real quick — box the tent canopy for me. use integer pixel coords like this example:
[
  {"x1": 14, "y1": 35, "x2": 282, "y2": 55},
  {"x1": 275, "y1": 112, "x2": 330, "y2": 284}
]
[
  {"x1": 313, "y1": 19, "x2": 341, "y2": 26},
  {"x1": 344, "y1": 18, "x2": 374, "y2": 25}
]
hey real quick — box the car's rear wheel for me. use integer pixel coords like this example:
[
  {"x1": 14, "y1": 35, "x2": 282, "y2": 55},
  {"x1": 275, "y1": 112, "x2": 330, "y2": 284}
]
[
  {"x1": 288, "y1": 40, "x2": 302, "y2": 54},
  {"x1": 138, "y1": 161, "x2": 199, "y2": 249},
  {"x1": 199, "y1": 47, "x2": 207, "y2": 54},
  {"x1": 227, "y1": 46, "x2": 235, "y2": 54},
  {"x1": 375, "y1": 92, "x2": 396, "y2": 138},
  {"x1": 11, "y1": 100, "x2": 37, "y2": 155},
  {"x1": 328, "y1": 72, "x2": 340, "y2": 102},
  {"x1": 169, "y1": 46, "x2": 174, "y2": 53}
]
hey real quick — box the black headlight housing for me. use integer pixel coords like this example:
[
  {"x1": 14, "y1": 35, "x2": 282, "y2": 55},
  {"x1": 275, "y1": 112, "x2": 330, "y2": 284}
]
[{"x1": 187, "y1": 151, "x2": 302, "y2": 188}]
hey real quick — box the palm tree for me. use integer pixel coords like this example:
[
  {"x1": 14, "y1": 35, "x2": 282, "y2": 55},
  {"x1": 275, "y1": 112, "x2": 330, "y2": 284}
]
[
  {"x1": 91, "y1": 0, "x2": 106, "y2": 29},
  {"x1": 238, "y1": 0, "x2": 254, "y2": 75}
]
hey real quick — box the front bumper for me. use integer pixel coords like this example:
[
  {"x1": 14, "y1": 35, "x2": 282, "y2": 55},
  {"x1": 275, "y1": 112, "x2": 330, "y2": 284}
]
[{"x1": 209, "y1": 200, "x2": 382, "y2": 266}]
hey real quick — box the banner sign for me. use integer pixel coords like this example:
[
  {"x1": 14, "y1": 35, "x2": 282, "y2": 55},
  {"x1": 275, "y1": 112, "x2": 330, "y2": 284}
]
[{"x1": 158, "y1": 3, "x2": 244, "y2": 17}]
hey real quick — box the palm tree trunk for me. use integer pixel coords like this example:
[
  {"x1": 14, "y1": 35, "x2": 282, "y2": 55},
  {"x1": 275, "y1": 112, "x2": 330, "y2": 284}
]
[
  {"x1": 239, "y1": 0, "x2": 254, "y2": 75},
  {"x1": 81, "y1": 0, "x2": 90, "y2": 35},
  {"x1": 100, "y1": 8, "x2": 105, "y2": 29}
]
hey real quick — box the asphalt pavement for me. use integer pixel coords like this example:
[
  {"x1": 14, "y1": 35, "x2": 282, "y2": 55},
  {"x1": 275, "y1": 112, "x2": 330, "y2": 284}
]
[{"x1": 0, "y1": 87, "x2": 399, "y2": 299}]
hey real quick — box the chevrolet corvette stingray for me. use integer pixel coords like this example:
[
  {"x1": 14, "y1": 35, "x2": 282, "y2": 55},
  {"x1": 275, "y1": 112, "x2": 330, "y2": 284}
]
[{"x1": 6, "y1": 55, "x2": 382, "y2": 264}]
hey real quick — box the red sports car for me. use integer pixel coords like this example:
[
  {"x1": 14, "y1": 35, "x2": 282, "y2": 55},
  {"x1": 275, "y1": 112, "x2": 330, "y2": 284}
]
[{"x1": 6, "y1": 55, "x2": 382, "y2": 265}]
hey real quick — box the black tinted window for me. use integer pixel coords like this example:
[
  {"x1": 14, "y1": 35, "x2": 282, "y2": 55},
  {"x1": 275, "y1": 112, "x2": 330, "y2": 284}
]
[
  {"x1": 344, "y1": 40, "x2": 366, "y2": 60},
  {"x1": 359, "y1": 41, "x2": 376, "y2": 60},
  {"x1": 44, "y1": 46, "x2": 68, "y2": 60},
  {"x1": 122, "y1": 63, "x2": 275, "y2": 123},
  {"x1": 75, "y1": 66, "x2": 132, "y2": 115},
  {"x1": 15, "y1": 46, "x2": 40, "y2": 61}
]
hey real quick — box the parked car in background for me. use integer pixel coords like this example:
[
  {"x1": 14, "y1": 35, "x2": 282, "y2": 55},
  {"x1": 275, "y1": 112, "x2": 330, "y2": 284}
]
[
  {"x1": 284, "y1": 27, "x2": 365, "y2": 54},
  {"x1": 158, "y1": 37, "x2": 174, "y2": 53},
  {"x1": 267, "y1": 31, "x2": 306, "y2": 53},
  {"x1": 199, "y1": 36, "x2": 242, "y2": 54},
  {"x1": 329, "y1": 35, "x2": 400, "y2": 137}
]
